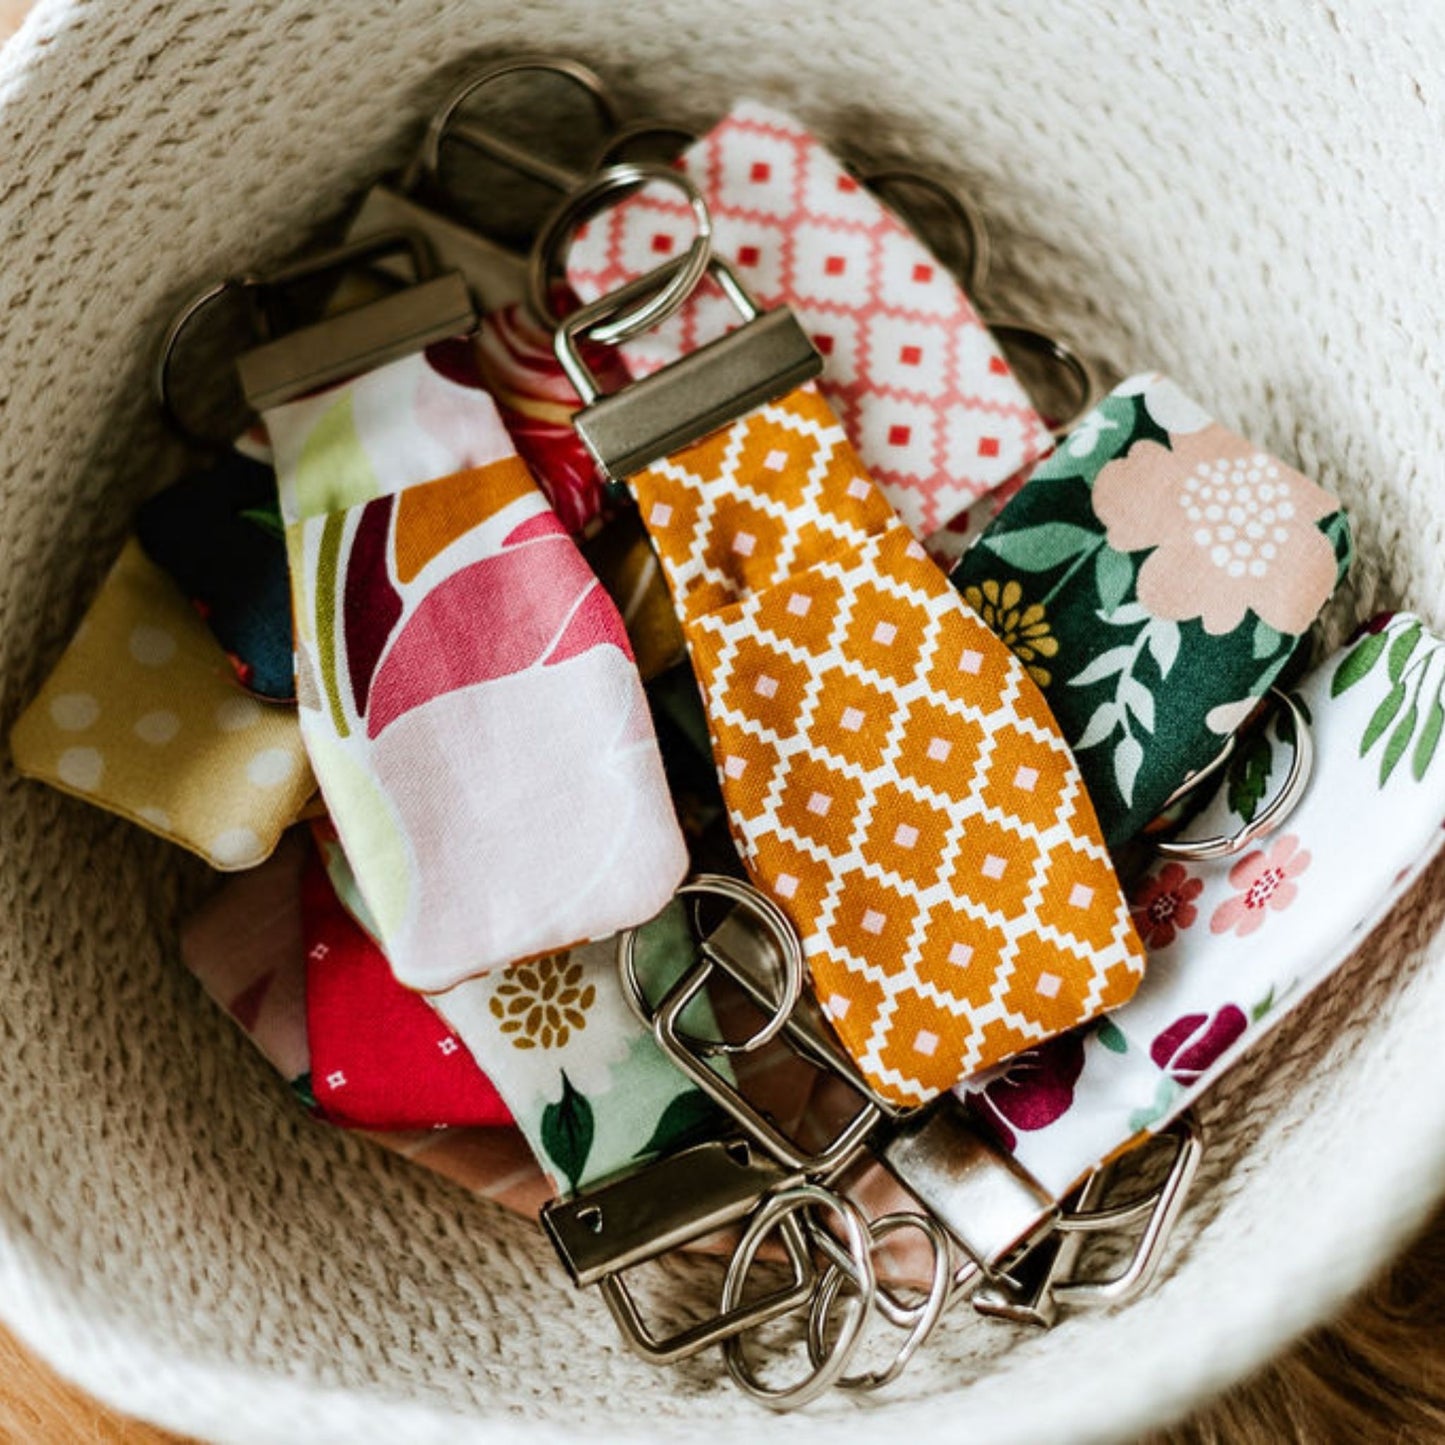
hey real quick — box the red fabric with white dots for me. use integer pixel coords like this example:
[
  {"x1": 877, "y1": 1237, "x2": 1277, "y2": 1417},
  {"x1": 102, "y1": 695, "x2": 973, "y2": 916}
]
[
  {"x1": 301, "y1": 849, "x2": 513, "y2": 1130},
  {"x1": 566, "y1": 100, "x2": 1051, "y2": 537}
]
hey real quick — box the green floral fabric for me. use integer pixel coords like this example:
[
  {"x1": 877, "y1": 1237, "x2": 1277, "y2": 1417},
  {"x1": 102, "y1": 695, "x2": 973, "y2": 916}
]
[{"x1": 951, "y1": 373, "x2": 1352, "y2": 843}]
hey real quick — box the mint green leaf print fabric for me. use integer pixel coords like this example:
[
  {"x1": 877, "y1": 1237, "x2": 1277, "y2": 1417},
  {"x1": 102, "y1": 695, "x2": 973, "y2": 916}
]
[{"x1": 951, "y1": 373, "x2": 1352, "y2": 844}]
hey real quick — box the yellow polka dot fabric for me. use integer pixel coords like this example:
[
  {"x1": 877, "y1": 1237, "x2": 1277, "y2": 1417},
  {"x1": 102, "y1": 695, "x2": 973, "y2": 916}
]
[{"x1": 10, "y1": 539, "x2": 316, "y2": 870}]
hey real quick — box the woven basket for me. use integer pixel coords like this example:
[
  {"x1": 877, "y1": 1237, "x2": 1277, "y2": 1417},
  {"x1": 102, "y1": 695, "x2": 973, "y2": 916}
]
[{"x1": 2, "y1": 1, "x2": 1443, "y2": 1440}]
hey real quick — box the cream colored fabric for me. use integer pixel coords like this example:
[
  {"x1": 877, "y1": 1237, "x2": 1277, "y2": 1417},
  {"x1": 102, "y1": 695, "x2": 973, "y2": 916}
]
[{"x1": 0, "y1": 2, "x2": 1442, "y2": 1442}]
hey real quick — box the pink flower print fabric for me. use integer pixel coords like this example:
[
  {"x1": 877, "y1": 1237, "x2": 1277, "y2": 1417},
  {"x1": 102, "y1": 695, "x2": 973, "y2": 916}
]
[
  {"x1": 474, "y1": 299, "x2": 630, "y2": 538},
  {"x1": 960, "y1": 614, "x2": 1445, "y2": 1197},
  {"x1": 952, "y1": 373, "x2": 1353, "y2": 844},
  {"x1": 1208, "y1": 834, "x2": 1311, "y2": 937},
  {"x1": 564, "y1": 100, "x2": 1051, "y2": 537},
  {"x1": 266, "y1": 341, "x2": 688, "y2": 992},
  {"x1": 1091, "y1": 425, "x2": 1342, "y2": 637}
]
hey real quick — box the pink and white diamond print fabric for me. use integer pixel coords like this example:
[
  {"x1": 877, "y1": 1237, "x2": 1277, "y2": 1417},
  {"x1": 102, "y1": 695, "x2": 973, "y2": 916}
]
[{"x1": 565, "y1": 101, "x2": 1051, "y2": 537}]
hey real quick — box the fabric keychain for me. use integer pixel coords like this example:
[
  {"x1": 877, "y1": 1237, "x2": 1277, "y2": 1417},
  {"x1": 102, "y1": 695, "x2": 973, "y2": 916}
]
[
  {"x1": 951, "y1": 373, "x2": 1353, "y2": 846},
  {"x1": 246, "y1": 260, "x2": 689, "y2": 991},
  {"x1": 134, "y1": 437, "x2": 296, "y2": 702},
  {"x1": 9, "y1": 539, "x2": 316, "y2": 869},
  {"x1": 180, "y1": 830, "x2": 552, "y2": 1215},
  {"x1": 563, "y1": 100, "x2": 1051, "y2": 538},
  {"x1": 474, "y1": 297, "x2": 631, "y2": 537},
  {"x1": 183, "y1": 833, "x2": 930, "y2": 1280},
  {"x1": 301, "y1": 842, "x2": 513, "y2": 1130},
  {"x1": 549, "y1": 171, "x2": 1145, "y2": 1109},
  {"x1": 960, "y1": 613, "x2": 1445, "y2": 1196},
  {"x1": 308, "y1": 835, "x2": 729, "y2": 1194}
]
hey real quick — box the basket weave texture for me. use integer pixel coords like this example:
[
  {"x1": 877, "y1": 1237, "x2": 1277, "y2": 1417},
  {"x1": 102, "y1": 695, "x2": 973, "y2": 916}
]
[{"x1": 0, "y1": 1, "x2": 1443, "y2": 1440}]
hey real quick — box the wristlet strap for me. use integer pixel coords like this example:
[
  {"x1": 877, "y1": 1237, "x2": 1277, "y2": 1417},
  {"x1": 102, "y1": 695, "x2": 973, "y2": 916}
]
[
  {"x1": 627, "y1": 380, "x2": 1145, "y2": 1106},
  {"x1": 264, "y1": 340, "x2": 687, "y2": 990}
]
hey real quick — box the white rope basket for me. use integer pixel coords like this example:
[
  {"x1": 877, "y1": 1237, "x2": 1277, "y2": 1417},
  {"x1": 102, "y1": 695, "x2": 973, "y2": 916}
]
[{"x1": 1, "y1": 1, "x2": 1443, "y2": 1440}]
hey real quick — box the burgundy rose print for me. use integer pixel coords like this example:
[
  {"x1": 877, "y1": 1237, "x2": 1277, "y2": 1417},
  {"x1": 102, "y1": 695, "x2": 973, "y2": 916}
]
[
  {"x1": 969, "y1": 1032, "x2": 1087, "y2": 1151},
  {"x1": 1151, "y1": 1005, "x2": 1248, "y2": 1086}
]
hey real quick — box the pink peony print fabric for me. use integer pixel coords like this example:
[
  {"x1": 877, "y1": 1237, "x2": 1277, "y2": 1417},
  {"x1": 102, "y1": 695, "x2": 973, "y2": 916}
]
[
  {"x1": 564, "y1": 100, "x2": 1051, "y2": 537},
  {"x1": 474, "y1": 298, "x2": 630, "y2": 538},
  {"x1": 960, "y1": 614, "x2": 1445, "y2": 1195},
  {"x1": 264, "y1": 339, "x2": 688, "y2": 992},
  {"x1": 952, "y1": 373, "x2": 1353, "y2": 845}
]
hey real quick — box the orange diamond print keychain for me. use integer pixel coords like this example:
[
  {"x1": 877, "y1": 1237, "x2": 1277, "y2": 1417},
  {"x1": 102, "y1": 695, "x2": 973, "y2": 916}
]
[{"x1": 544, "y1": 163, "x2": 1146, "y2": 1108}]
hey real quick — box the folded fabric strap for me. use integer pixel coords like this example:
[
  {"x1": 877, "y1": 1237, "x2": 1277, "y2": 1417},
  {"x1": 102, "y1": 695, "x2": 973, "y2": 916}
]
[
  {"x1": 951, "y1": 373, "x2": 1353, "y2": 846},
  {"x1": 566, "y1": 100, "x2": 1050, "y2": 537},
  {"x1": 266, "y1": 339, "x2": 688, "y2": 991},
  {"x1": 302, "y1": 843, "x2": 513, "y2": 1130},
  {"x1": 474, "y1": 298, "x2": 630, "y2": 538},
  {"x1": 315, "y1": 834, "x2": 730, "y2": 1194},
  {"x1": 135, "y1": 446, "x2": 296, "y2": 701},
  {"x1": 10, "y1": 538, "x2": 316, "y2": 869},
  {"x1": 180, "y1": 832, "x2": 548, "y2": 1212},
  {"x1": 629, "y1": 381, "x2": 1145, "y2": 1107},
  {"x1": 581, "y1": 507, "x2": 688, "y2": 681},
  {"x1": 961, "y1": 613, "x2": 1445, "y2": 1196}
]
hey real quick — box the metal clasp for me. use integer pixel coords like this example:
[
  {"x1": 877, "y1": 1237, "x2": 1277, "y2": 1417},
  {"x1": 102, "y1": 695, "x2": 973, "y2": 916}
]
[
  {"x1": 235, "y1": 230, "x2": 476, "y2": 411},
  {"x1": 346, "y1": 54, "x2": 621, "y2": 309},
  {"x1": 540, "y1": 1135, "x2": 816, "y2": 1365},
  {"x1": 1154, "y1": 689, "x2": 1314, "y2": 861},
  {"x1": 619, "y1": 877, "x2": 893, "y2": 1180},
  {"x1": 531, "y1": 161, "x2": 822, "y2": 481},
  {"x1": 877, "y1": 1092, "x2": 1059, "y2": 1281},
  {"x1": 971, "y1": 1111, "x2": 1205, "y2": 1325}
]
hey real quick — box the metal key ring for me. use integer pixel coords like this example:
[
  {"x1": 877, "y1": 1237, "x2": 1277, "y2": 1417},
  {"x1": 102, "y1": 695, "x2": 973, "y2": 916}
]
[
  {"x1": 617, "y1": 874, "x2": 805, "y2": 1055},
  {"x1": 154, "y1": 274, "x2": 263, "y2": 445},
  {"x1": 1155, "y1": 688, "x2": 1313, "y2": 862},
  {"x1": 721, "y1": 1184, "x2": 876, "y2": 1411},
  {"x1": 984, "y1": 319, "x2": 1102, "y2": 439},
  {"x1": 806, "y1": 1211, "x2": 952, "y2": 1391},
  {"x1": 528, "y1": 161, "x2": 713, "y2": 341},
  {"x1": 595, "y1": 117, "x2": 699, "y2": 168},
  {"x1": 859, "y1": 165, "x2": 992, "y2": 299},
  {"x1": 417, "y1": 54, "x2": 619, "y2": 195}
]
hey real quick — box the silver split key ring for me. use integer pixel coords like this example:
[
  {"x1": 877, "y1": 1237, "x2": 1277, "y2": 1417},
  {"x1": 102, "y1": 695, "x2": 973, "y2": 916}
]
[
  {"x1": 616, "y1": 874, "x2": 805, "y2": 1056},
  {"x1": 720, "y1": 1184, "x2": 877, "y2": 1410},
  {"x1": 806, "y1": 1210, "x2": 953, "y2": 1392},
  {"x1": 1155, "y1": 688, "x2": 1314, "y2": 862},
  {"x1": 528, "y1": 160, "x2": 714, "y2": 342}
]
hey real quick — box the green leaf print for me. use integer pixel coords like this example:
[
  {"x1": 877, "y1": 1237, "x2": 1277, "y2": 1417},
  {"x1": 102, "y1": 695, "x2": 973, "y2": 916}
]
[
  {"x1": 979, "y1": 522, "x2": 1098, "y2": 572},
  {"x1": 1227, "y1": 725, "x2": 1274, "y2": 826},
  {"x1": 1361, "y1": 682, "x2": 1406, "y2": 756},
  {"x1": 1252, "y1": 618, "x2": 1284, "y2": 661},
  {"x1": 1381, "y1": 703, "x2": 1418, "y2": 784},
  {"x1": 635, "y1": 1090, "x2": 728, "y2": 1161},
  {"x1": 1094, "y1": 545, "x2": 1134, "y2": 612},
  {"x1": 1251, "y1": 988, "x2": 1276, "y2": 1023},
  {"x1": 1128, "y1": 1074, "x2": 1183, "y2": 1134},
  {"x1": 1096, "y1": 1018, "x2": 1129, "y2": 1054},
  {"x1": 1388, "y1": 620, "x2": 1423, "y2": 683},
  {"x1": 1414, "y1": 686, "x2": 1445, "y2": 782},
  {"x1": 239, "y1": 502, "x2": 285, "y2": 538},
  {"x1": 541, "y1": 1071, "x2": 595, "y2": 1194},
  {"x1": 1331, "y1": 630, "x2": 1388, "y2": 696},
  {"x1": 1353, "y1": 619, "x2": 1445, "y2": 786}
]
